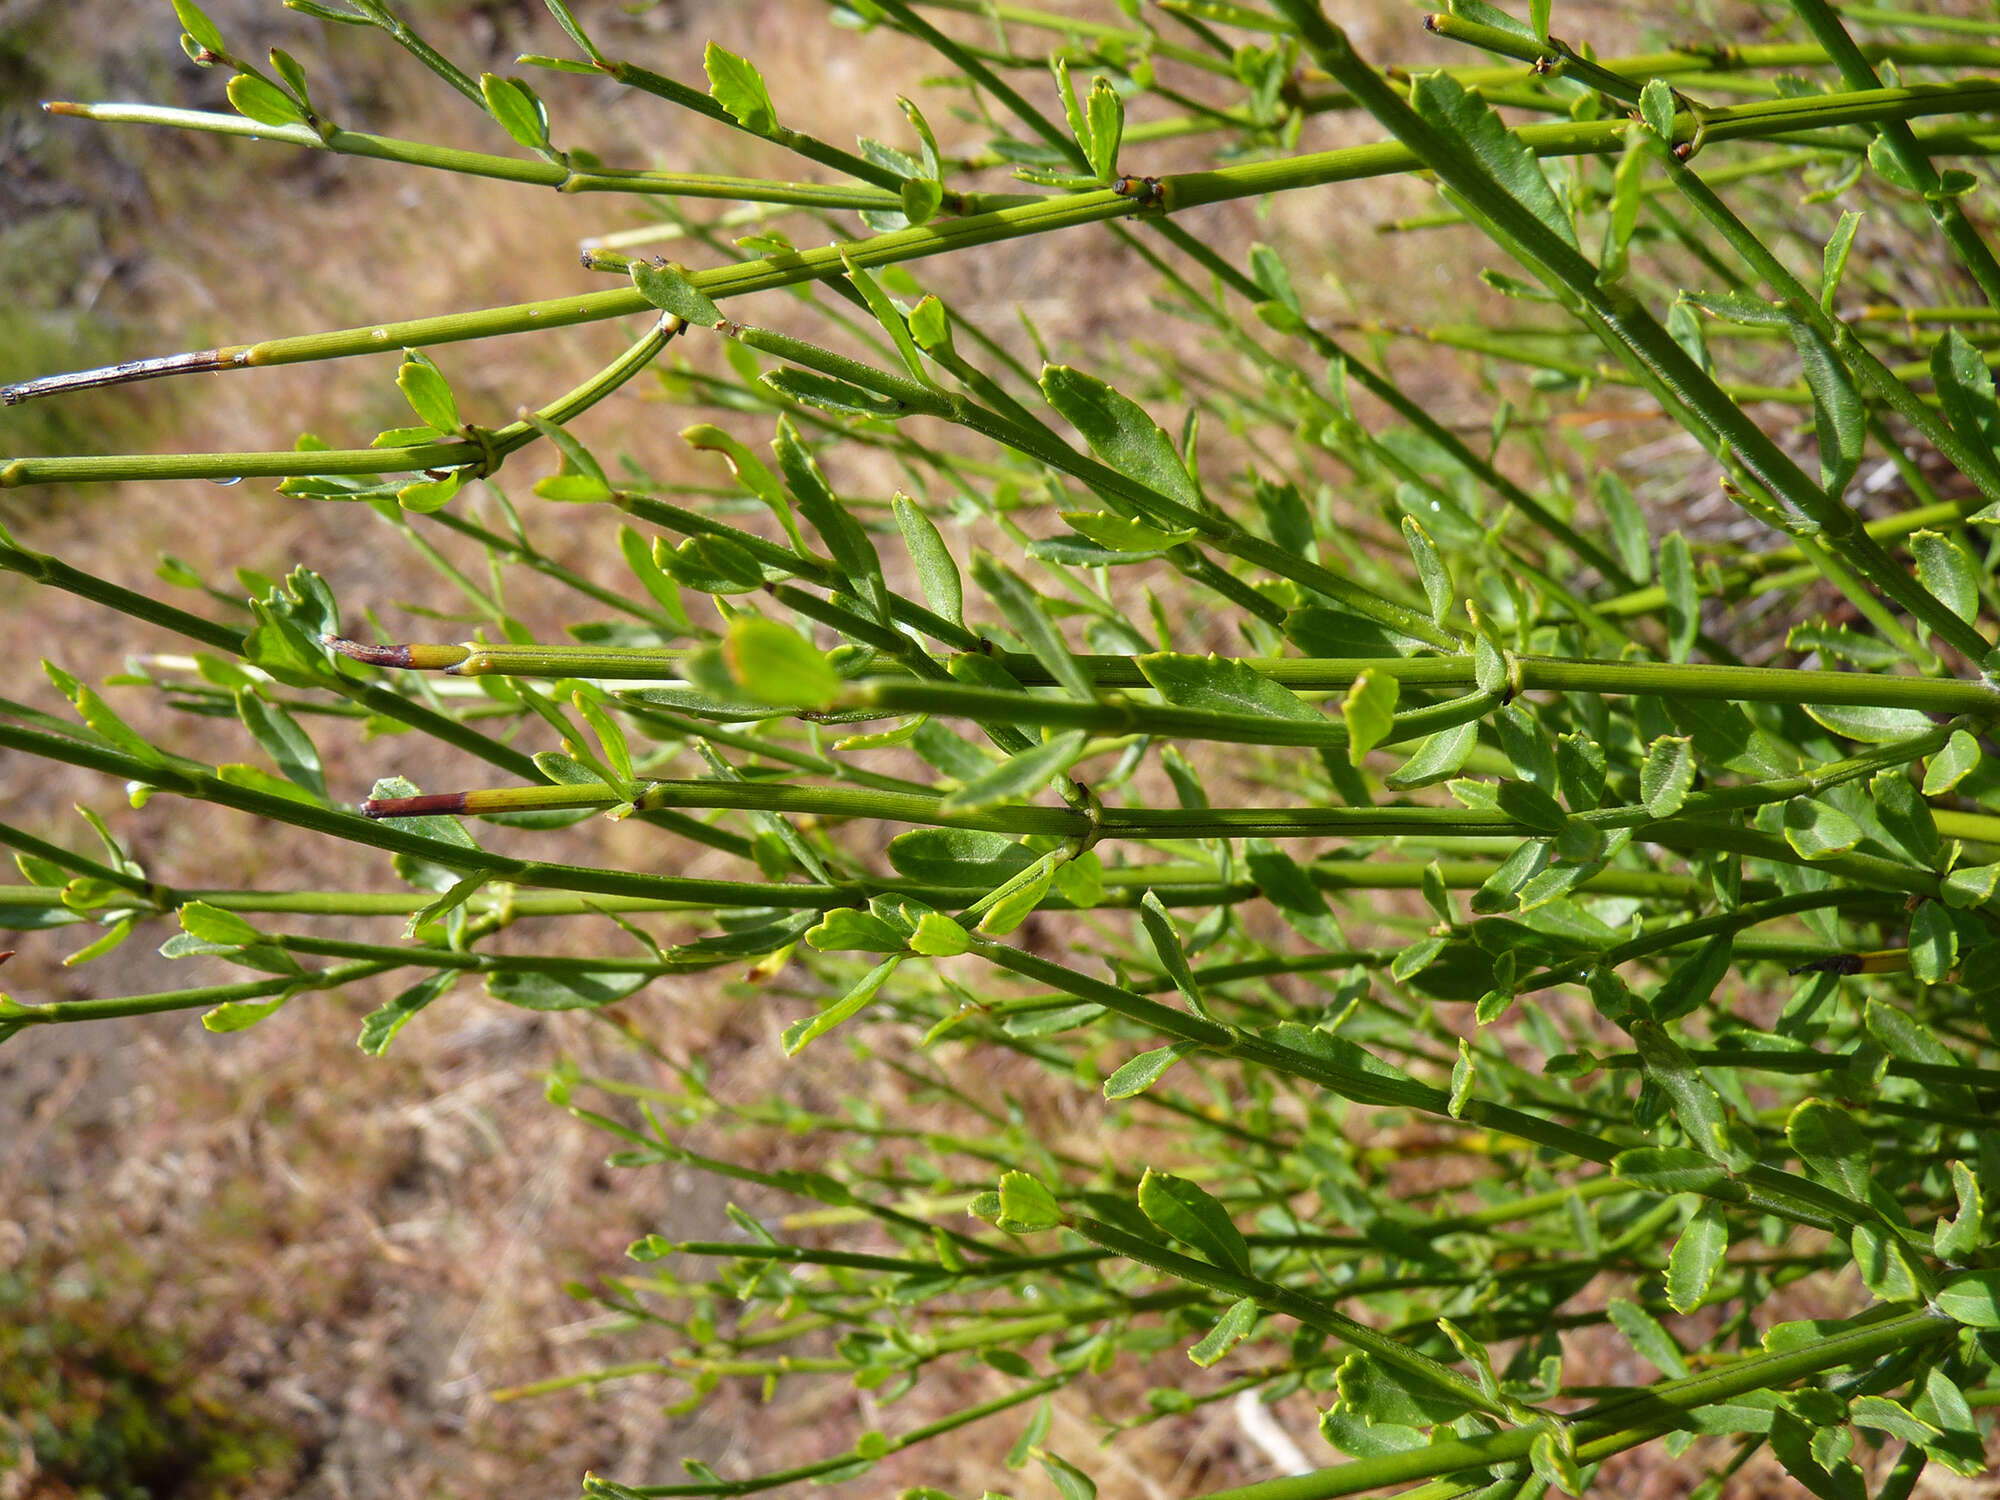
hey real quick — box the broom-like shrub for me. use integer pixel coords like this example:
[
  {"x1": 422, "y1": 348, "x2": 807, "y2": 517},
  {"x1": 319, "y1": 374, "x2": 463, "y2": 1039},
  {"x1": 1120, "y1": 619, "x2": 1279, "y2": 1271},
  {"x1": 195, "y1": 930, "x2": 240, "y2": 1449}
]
[{"x1": 7, "y1": 0, "x2": 2000, "y2": 1493}]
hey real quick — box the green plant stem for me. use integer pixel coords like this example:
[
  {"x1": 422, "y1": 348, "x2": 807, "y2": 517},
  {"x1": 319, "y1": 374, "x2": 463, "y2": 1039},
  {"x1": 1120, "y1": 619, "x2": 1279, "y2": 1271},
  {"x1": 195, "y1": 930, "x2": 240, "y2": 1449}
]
[
  {"x1": 1432, "y1": 14, "x2": 2000, "y2": 513},
  {"x1": 1788, "y1": 0, "x2": 2000, "y2": 311},
  {"x1": 965, "y1": 939, "x2": 1858, "y2": 1232},
  {"x1": 0, "y1": 530, "x2": 545, "y2": 778},
  {"x1": 1514, "y1": 888, "x2": 1906, "y2": 994},
  {"x1": 360, "y1": 635, "x2": 2000, "y2": 712},
  {"x1": 1072, "y1": 1216, "x2": 1513, "y2": 1421},
  {"x1": 1145, "y1": 221, "x2": 1633, "y2": 586},
  {"x1": 585, "y1": 1373, "x2": 1068, "y2": 1498},
  {"x1": 41, "y1": 104, "x2": 911, "y2": 209},
  {"x1": 12, "y1": 79, "x2": 1996, "y2": 417},
  {"x1": 0, "y1": 959, "x2": 396, "y2": 1027},
  {"x1": 1268, "y1": 0, "x2": 1995, "y2": 664},
  {"x1": 4, "y1": 305, "x2": 680, "y2": 487},
  {"x1": 910, "y1": 0, "x2": 1231, "y2": 74},
  {"x1": 864, "y1": 0, "x2": 1089, "y2": 171},
  {"x1": 1193, "y1": 1308, "x2": 1952, "y2": 1500}
]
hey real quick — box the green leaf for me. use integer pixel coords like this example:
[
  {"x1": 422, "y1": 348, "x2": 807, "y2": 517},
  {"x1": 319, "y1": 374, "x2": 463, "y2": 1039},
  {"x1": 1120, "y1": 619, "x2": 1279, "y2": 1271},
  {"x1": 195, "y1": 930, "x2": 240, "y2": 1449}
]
[
  {"x1": 178, "y1": 900, "x2": 265, "y2": 948},
  {"x1": 1660, "y1": 531, "x2": 1696, "y2": 662},
  {"x1": 1188, "y1": 1297, "x2": 1258, "y2": 1367},
  {"x1": 630, "y1": 259, "x2": 723, "y2": 327},
  {"x1": 480, "y1": 72, "x2": 549, "y2": 151},
  {"x1": 1084, "y1": 78, "x2": 1123, "y2": 183},
  {"x1": 1665, "y1": 1201, "x2": 1727, "y2": 1314},
  {"x1": 1033, "y1": 1451, "x2": 1095, "y2": 1500},
  {"x1": 1639, "y1": 78, "x2": 1677, "y2": 144},
  {"x1": 894, "y1": 494, "x2": 962, "y2": 627},
  {"x1": 781, "y1": 956, "x2": 902, "y2": 1055},
  {"x1": 233, "y1": 690, "x2": 325, "y2": 799},
  {"x1": 1447, "y1": 1037, "x2": 1474, "y2": 1119},
  {"x1": 1340, "y1": 669, "x2": 1399, "y2": 766},
  {"x1": 1943, "y1": 860, "x2": 2000, "y2": 908},
  {"x1": 1851, "y1": 1220, "x2": 1932, "y2": 1302},
  {"x1": 995, "y1": 1170, "x2": 1064, "y2": 1233},
  {"x1": 1820, "y1": 209, "x2": 1862, "y2": 312},
  {"x1": 1385, "y1": 721, "x2": 1479, "y2": 791},
  {"x1": 908, "y1": 296, "x2": 950, "y2": 352},
  {"x1": 1332, "y1": 1350, "x2": 1474, "y2": 1428},
  {"x1": 841, "y1": 254, "x2": 931, "y2": 386},
  {"x1": 1640, "y1": 735, "x2": 1695, "y2": 817},
  {"x1": 1039, "y1": 365, "x2": 1201, "y2": 510},
  {"x1": 1910, "y1": 529, "x2": 1979, "y2": 624},
  {"x1": 1800, "y1": 701, "x2": 1937, "y2": 745},
  {"x1": 908, "y1": 911, "x2": 970, "y2": 956},
  {"x1": 618, "y1": 524, "x2": 690, "y2": 627},
  {"x1": 1788, "y1": 319, "x2": 1864, "y2": 497},
  {"x1": 1770, "y1": 1407, "x2": 1865, "y2": 1500},
  {"x1": 721, "y1": 617, "x2": 840, "y2": 707},
  {"x1": 1865, "y1": 997, "x2": 1955, "y2": 1067},
  {"x1": 1924, "y1": 729, "x2": 1981, "y2": 795},
  {"x1": 1052, "y1": 55, "x2": 1088, "y2": 158},
  {"x1": 888, "y1": 828, "x2": 1038, "y2": 885},
  {"x1": 1138, "y1": 890, "x2": 1205, "y2": 1016},
  {"x1": 45, "y1": 663, "x2": 164, "y2": 767},
  {"x1": 486, "y1": 969, "x2": 647, "y2": 1011},
  {"x1": 1785, "y1": 1098, "x2": 1871, "y2": 1202},
  {"x1": 1244, "y1": 840, "x2": 1342, "y2": 949},
  {"x1": 1935, "y1": 1159, "x2": 1982, "y2": 1261},
  {"x1": 1138, "y1": 653, "x2": 1318, "y2": 723},
  {"x1": 1932, "y1": 329, "x2": 2000, "y2": 463},
  {"x1": 396, "y1": 349, "x2": 459, "y2": 434},
  {"x1": 226, "y1": 72, "x2": 307, "y2": 126},
  {"x1": 978, "y1": 854, "x2": 1057, "y2": 937},
  {"x1": 1633, "y1": 1019, "x2": 1750, "y2": 1170},
  {"x1": 1871, "y1": 767, "x2": 1938, "y2": 866},
  {"x1": 1137, "y1": 1167, "x2": 1249, "y2": 1273},
  {"x1": 1909, "y1": 899, "x2": 1957, "y2": 984},
  {"x1": 1782, "y1": 797, "x2": 1862, "y2": 860},
  {"x1": 1848, "y1": 1395, "x2": 1941, "y2": 1445},
  {"x1": 358, "y1": 971, "x2": 454, "y2": 1055},
  {"x1": 571, "y1": 691, "x2": 633, "y2": 789},
  {"x1": 1600, "y1": 135, "x2": 1645, "y2": 285},
  {"x1": 704, "y1": 41, "x2": 778, "y2": 134},
  {"x1": 939, "y1": 730, "x2": 1087, "y2": 815},
  {"x1": 269, "y1": 47, "x2": 311, "y2": 110},
  {"x1": 203, "y1": 995, "x2": 291, "y2": 1032},
  {"x1": 1598, "y1": 473, "x2": 1651, "y2": 583},
  {"x1": 396, "y1": 472, "x2": 462, "y2": 514},
  {"x1": 899, "y1": 177, "x2": 942, "y2": 225},
  {"x1": 805, "y1": 908, "x2": 909, "y2": 953},
  {"x1": 1604, "y1": 1298, "x2": 1689, "y2": 1380},
  {"x1": 973, "y1": 554, "x2": 1095, "y2": 701},
  {"x1": 172, "y1": 0, "x2": 226, "y2": 52},
  {"x1": 1408, "y1": 71, "x2": 1577, "y2": 250},
  {"x1": 1913, "y1": 1367, "x2": 1987, "y2": 1476},
  {"x1": 1937, "y1": 1273, "x2": 2000, "y2": 1329},
  {"x1": 1061, "y1": 511, "x2": 1196, "y2": 552},
  {"x1": 1616, "y1": 1146, "x2": 1736, "y2": 1197},
  {"x1": 1401, "y1": 516, "x2": 1451, "y2": 623},
  {"x1": 658, "y1": 534, "x2": 766, "y2": 594},
  {"x1": 1104, "y1": 1040, "x2": 1199, "y2": 1101}
]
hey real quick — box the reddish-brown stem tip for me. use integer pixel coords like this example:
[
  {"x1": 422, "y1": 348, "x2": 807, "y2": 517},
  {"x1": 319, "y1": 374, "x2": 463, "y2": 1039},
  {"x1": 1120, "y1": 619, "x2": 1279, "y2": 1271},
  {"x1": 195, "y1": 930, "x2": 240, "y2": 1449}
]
[
  {"x1": 361, "y1": 792, "x2": 468, "y2": 819},
  {"x1": 327, "y1": 636, "x2": 415, "y2": 668},
  {"x1": 324, "y1": 636, "x2": 470, "y2": 670}
]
